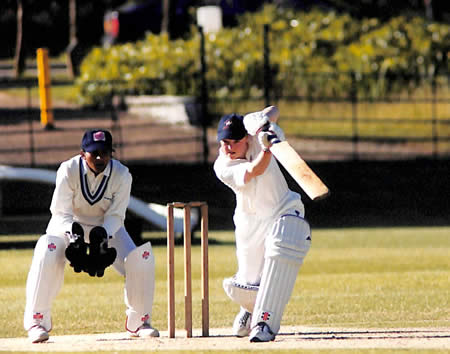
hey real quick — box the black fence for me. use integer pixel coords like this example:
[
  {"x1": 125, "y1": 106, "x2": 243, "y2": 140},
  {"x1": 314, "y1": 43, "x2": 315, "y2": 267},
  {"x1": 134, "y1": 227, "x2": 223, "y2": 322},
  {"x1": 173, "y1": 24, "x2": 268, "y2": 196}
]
[
  {"x1": 0, "y1": 25, "x2": 449, "y2": 166},
  {"x1": 0, "y1": 76, "x2": 211, "y2": 167}
]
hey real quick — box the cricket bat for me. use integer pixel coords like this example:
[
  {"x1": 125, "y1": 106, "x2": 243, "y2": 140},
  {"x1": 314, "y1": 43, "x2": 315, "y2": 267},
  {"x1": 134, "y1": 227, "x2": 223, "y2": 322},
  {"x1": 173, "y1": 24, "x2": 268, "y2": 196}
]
[
  {"x1": 260, "y1": 105, "x2": 330, "y2": 201},
  {"x1": 270, "y1": 141, "x2": 330, "y2": 201}
]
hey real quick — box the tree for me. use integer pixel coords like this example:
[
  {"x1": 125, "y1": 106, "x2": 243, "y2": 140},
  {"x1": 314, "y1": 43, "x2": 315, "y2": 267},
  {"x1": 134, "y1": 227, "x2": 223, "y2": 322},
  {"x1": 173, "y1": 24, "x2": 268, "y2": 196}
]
[
  {"x1": 13, "y1": 0, "x2": 25, "y2": 77},
  {"x1": 162, "y1": 0, "x2": 170, "y2": 34},
  {"x1": 66, "y1": 0, "x2": 78, "y2": 78},
  {"x1": 424, "y1": 0, "x2": 433, "y2": 20}
]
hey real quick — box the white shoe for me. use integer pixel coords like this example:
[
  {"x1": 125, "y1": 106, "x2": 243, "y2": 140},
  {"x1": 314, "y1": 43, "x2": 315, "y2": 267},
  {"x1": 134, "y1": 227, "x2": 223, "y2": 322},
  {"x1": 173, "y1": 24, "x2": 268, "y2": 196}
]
[
  {"x1": 129, "y1": 323, "x2": 160, "y2": 338},
  {"x1": 232, "y1": 308, "x2": 252, "y2": 337},
  {"x1": 28, "y1": 325, "x2": 49, "y2": 343},
  {"x1": 249, "y1": 322, "x2": 275, "y2": 342}
]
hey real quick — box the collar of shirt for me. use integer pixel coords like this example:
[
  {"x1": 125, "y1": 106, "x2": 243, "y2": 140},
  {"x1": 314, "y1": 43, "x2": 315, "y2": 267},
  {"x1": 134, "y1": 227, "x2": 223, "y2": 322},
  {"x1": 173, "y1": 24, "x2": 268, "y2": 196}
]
[
  {"x1": 82, "y1": 159, "x2": 112, "y2": 194},
  {"x1": 81, "y1": 158, "x2": 112, "y2": 178}
]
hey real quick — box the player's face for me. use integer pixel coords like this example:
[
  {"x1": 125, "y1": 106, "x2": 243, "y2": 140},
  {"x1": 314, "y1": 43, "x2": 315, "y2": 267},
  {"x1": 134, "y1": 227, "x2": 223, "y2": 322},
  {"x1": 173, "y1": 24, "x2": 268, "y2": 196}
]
[
  {"x1": 220, "y1": 136, "x2": 248, "y2": 160},
  {"x1": 81, "y1": 149, "x2": 112, "y2": 175}
]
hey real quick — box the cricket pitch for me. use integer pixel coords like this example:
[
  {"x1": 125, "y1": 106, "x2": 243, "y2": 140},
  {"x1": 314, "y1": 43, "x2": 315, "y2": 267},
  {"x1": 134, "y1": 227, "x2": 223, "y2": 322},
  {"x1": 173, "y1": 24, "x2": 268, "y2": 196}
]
[{"x1": 1, "y1": 326, "x2": 449, "y2": 352}]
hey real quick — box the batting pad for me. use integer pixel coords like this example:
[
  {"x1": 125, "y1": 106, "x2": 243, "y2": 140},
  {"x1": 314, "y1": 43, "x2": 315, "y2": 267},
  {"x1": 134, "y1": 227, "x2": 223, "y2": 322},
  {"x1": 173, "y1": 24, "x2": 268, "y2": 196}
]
[
  {"x1": 24, "y1": 235, "x2": 68, "y2": 331},
  {"x1": 251, "y1": 215, "x2": 311, "y2": 334},
  {"x1": 223, "y1": 276, "x2": 259, "y2": 313},
  {"x1": 124, "y1": 242, "x2": 156, "y2": 332}
]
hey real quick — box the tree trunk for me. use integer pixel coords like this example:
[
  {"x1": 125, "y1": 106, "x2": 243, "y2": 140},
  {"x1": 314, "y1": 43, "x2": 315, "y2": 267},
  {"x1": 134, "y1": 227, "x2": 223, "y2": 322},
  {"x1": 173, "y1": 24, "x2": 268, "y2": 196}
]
[
  {"x1": 13, "y1": 0, "x2": 26, "y2": 78},
  {"x1": 66, "y1": 0, "x2": 79, "y2": 79},
  {"x1": 424, "y1": 0, "x2": 433, "y2": 20},
  {"x1": 161, "y1": 0, "x2": 170, "y2": 35}
]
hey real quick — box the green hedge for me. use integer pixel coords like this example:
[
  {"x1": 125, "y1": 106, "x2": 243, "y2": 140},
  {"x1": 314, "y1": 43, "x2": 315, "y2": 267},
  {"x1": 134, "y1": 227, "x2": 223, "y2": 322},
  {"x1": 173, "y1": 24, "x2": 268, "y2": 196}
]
[{"x1": 75, "y1": 5, "x2": 449, "y2": 106}]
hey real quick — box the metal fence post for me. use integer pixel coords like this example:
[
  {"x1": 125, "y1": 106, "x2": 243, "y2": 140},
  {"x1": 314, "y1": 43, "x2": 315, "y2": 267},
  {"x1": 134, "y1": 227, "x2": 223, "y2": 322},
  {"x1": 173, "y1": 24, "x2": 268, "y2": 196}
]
[
  {"x1": 27, "y1": 80, "x2": 35, "y2": 167},
  {"x1": 110, "y1": 89, "x2": 124, "y2": 160},
  {"x1": 199, "y1": 25, "x2": 209, "y2": 164},
  {"x1": 431, "y1": 75, "x2": 438, "y2": 159},
  {"x1": 263, "y1": 24, "x2": 271, "y2": 107},
  {"x1": 350, "y1": 72, "x2": 359, "y2": 161}
]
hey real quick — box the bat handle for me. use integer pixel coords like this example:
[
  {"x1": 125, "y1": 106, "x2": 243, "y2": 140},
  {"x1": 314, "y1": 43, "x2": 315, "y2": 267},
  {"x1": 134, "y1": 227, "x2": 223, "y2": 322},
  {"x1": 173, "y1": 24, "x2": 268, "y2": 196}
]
[
  {"x1": 261, "y1": 124, "x2": 281, "y2": 144},
  {"x1": 268, "y1": 134, "x2": 281, "y2": 144},
  {"x1": 261, "y1": 122, "x2": 271, "y2": 132}
]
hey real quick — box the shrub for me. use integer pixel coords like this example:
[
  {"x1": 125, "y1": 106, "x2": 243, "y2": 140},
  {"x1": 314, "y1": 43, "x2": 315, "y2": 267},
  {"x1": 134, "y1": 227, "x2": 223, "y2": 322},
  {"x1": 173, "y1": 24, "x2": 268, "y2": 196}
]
[{"x1": 75, "y1": 5, "x2": 449, "y2": 106}]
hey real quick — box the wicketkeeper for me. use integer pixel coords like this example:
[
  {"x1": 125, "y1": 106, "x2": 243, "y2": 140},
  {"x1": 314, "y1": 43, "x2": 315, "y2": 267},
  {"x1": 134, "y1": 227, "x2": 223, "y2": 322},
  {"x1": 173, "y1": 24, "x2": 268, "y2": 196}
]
[
  {"x1": 24, "y1": 129, "x2": 158, "y2": 343},
  {"x1": 214, "y1": 110, "x2": 311, "y2": 342}
]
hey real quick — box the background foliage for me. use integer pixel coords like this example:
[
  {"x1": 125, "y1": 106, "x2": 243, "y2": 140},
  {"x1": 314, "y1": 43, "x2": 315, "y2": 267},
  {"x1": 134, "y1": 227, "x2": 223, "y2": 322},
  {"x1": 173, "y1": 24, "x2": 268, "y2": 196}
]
[
  {"x1": 1, "y1": 0, "x2": 448, "y2": 58},
  {"x1": 75, "y1": 4, "x2": 449, "y2": 106}
]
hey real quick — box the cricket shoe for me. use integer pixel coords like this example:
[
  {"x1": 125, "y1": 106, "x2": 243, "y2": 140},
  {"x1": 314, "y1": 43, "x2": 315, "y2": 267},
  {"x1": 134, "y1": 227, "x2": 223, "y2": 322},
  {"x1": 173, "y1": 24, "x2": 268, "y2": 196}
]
[
  {"x1": 129, "y1": 323, "x2": 160, "y2": 338},
  {"x1": 28, "y1": 325, "x2": 49, "y2": 343},
  {"x1": 232, "y1": 308, "x2": 252, "y2": 337},
  {"x1": 249, "y1": 322, "x2": 275, "y2": 342}
]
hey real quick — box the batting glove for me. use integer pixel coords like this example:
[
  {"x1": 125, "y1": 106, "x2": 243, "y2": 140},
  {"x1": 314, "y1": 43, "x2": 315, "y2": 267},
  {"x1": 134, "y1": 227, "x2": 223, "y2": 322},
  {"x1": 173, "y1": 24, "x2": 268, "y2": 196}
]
[
  {"x1": 265, "y1": 122, "x2": 285, "y2": 141},
  {"x1": 258, "y1": 131, "x2": 280, "y2": 151},
  {"x1": 243, "y1": 111, "x2": 269, "y2": 136}
]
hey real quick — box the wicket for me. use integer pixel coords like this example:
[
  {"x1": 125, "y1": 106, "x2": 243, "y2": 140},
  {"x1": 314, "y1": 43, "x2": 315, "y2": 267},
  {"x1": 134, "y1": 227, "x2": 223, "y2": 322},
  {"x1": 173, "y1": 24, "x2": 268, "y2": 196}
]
[{"x1": 166, "y1": 201, "x2": 209, "y2": 338}]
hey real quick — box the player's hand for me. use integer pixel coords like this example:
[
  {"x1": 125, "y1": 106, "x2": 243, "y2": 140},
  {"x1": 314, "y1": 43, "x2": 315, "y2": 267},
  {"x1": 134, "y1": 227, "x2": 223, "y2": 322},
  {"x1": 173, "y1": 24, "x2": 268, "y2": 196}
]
[
  {"x1": 65, "y1": 231, "x2": 79, "y2": 243},
  {"x1": 258, "y1": 131, "x2": 280, "y2": 151},
  {"x1": 244, "y1": 111, "x2": 269, "y2": 136},
  {"x1": 86, "y1": 226, "x2": 116, "y2": 277},
  {"x1": 265, "y1": 123, "x2": 286, "y2": 141},
  {"x1": 65, "y1": 222, "x2": 87, "y2": 273}
]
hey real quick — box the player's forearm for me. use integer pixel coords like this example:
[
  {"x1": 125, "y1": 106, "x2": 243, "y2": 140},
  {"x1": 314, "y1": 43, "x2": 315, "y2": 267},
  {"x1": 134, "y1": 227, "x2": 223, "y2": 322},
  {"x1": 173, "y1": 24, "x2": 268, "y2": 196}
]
[
  {"x1": 103, "y1": 179, "x2": 130, "y2": 236},
  {"x1": 46, "y1": 213, "x2": 74, "y2": 237},
  {"x1": 244, "y1": 150, "x2": 272, "y2": 183},
  {"x1": 103, "y1": 214, "x2": 122, "y2": 237}
]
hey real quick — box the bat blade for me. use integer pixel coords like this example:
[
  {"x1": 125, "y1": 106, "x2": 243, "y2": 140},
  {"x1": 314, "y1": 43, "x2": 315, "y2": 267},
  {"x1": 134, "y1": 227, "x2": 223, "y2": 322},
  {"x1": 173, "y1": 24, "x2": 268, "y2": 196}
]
[{"x1": 270, "y1": 141, "x2": 330, "y2": 201}]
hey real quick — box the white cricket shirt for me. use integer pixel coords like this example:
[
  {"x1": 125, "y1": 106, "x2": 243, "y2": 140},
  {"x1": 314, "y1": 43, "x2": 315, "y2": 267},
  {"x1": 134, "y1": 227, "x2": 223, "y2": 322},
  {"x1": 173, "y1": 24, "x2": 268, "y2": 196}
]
[
  {"x1": 46, "y1": 155, "x2": 132, "y2": 238},
  {"x1": 214, "y1": 136, "x2": 302, "y2": 220}
]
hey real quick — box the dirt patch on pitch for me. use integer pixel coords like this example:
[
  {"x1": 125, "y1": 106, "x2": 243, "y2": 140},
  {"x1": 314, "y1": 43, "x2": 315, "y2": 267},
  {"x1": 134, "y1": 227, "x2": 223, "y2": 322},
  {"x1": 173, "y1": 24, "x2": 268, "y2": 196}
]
[{"x1": 1, "y1": 326, "x2": 449, "y2": 352}]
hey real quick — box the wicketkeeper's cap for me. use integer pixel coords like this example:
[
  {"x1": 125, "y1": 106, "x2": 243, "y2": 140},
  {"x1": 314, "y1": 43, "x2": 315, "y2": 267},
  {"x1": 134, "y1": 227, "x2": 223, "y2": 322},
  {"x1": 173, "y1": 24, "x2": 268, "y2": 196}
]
[
  {"x1": 81, "y1": 129, "x2": 114, "y2": 152},
  {"x1": 216, "y1": 113, "x2": 246, "y2": 142}
]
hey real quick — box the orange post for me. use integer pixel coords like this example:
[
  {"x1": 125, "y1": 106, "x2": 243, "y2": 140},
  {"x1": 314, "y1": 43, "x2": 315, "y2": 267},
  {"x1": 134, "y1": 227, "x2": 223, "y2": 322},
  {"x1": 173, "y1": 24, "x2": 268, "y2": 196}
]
[
  {"x1": 200, "y1": 203, "x2": 209, "y2": 337},
  {"x1": 36, "y1": 48, "x2": 54, "y2": 129},
  {"x1": 183, "y1": 205, "x2": 192, "y2": 338},
  {"x1": 167, "y1": 204, "x2": 175, "y2": 338}
]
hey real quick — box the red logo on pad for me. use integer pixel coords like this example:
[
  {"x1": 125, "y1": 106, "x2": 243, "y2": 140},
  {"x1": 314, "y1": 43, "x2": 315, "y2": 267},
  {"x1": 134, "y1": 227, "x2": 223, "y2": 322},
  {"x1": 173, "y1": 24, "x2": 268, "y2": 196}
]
[
  {"x1": 33, "y1": 312, "x2": 44, "y2": 320},
  {"x1": 261, "y1": 312, "x2": 271, "y2": 321}
]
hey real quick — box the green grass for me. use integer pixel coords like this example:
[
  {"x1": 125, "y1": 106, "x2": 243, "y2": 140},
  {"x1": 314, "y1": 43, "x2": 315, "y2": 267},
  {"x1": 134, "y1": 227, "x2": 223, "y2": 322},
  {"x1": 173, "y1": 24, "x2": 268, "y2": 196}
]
[
  {"x1": 209, "y1": 97, "x2": 450, "y2": 156},
  {"x1": 2, "y1": 84, "x2": 79, "y2": 105},
  {"x1": 4, "y1": 351, "x2": 449, "y2": 354},
  {"x1": 0, "y1": 226, "x2": 448, "y2": 342},
  {"x1": 277, "y1": 100, "x2": 450, "y2": 138}
]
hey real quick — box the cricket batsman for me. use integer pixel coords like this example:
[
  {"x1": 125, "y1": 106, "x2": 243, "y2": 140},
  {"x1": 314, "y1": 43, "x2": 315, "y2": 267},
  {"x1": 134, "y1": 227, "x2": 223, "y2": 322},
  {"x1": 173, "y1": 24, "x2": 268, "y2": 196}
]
[
  {"x1": 213, "y1": 110, "x2": 311, "y2": 342},
  {"x1": 24, "y1": 129, "x2": 158, "y2": 343}
]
